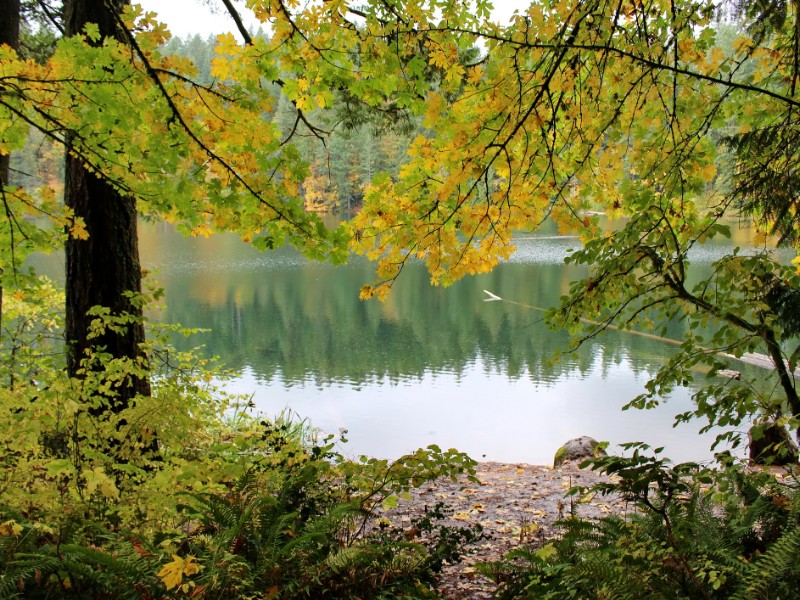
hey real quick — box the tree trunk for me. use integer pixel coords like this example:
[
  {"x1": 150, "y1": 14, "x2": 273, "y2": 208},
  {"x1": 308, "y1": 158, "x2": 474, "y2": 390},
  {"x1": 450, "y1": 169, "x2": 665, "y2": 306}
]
[
  {"x1": 63, "y1": 0, "x2": 150, "y2": 406},
  {"x1": 0, "y1": 0, "x2": 21, "y2": 342}
]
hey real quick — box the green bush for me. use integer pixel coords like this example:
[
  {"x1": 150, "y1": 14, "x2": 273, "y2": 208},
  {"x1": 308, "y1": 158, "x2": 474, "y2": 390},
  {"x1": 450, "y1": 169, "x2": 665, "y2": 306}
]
[
  {"x1": 0, "y1": 299, "x2": 480, "y2": 599},
  {"x1": 1, "y1": 420, "x2": 479, "y2": 599},
  {"x1": 158, "y1": 426, "x2": 481, "y2": 599},
  {"x1": 481, "y1": 445, "x2": 800, "y2": 599}
]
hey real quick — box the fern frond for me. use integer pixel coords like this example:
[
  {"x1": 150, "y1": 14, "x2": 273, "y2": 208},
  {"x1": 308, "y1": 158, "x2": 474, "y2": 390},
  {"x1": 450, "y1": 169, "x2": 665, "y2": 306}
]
[
  {"x1": 731, "y1": 524, "x2": 800, "y2": 600},
  {"x1": 5, "y1": 541, "x2": 158, "y2": 599},
  {"x1": 325, "y1": 545, "x2": 368, "y2": 572}
]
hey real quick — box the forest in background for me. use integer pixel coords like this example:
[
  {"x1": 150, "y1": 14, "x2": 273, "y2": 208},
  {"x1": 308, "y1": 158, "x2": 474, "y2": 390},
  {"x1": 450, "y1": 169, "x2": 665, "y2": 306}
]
[
  {"x1": 11, "y1": 31, "x2": 414, "y2": 215},
  {"x1": 14, "y1": 21, "x2": 752, "y2": 217}
]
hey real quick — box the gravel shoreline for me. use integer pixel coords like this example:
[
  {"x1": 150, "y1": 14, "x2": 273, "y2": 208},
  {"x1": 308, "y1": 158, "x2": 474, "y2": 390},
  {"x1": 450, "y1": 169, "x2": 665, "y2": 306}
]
[{"x1": 379, "y1": 461, "x2": 629, "y2": 599}]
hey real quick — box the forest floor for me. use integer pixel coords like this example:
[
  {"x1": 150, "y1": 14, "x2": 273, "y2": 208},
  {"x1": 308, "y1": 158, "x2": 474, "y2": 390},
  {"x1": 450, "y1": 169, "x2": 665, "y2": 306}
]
[{"x1": 379, "y1": 461, "x2": 630, "y2": 599}]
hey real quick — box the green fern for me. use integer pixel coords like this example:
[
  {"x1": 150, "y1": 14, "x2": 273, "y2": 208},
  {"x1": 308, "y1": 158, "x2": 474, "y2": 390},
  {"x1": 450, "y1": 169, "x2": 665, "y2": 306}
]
[
  {"x1": 731, "y1": 523, "x2": 800, "y2": 600},
  {"x1": 4, "y1": 541, "x2": 160, "y2": 599},
  {"x1": 483, "y1": 456, "x2": 800, "y2": 600}
]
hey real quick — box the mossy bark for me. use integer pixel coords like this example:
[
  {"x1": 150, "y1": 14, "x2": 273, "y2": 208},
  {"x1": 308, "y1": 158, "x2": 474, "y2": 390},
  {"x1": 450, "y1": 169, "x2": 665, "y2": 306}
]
[
  {"x1": 63, "y1": 0, "x2": 150, "y2": 407},
  {"x1": 0, "y1": 0, "x2": 20, "y2": 341}
]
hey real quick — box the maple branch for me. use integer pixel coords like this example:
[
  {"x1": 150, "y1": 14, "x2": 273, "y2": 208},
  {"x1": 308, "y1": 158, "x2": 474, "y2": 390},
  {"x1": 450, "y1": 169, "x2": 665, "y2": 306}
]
[
  {"x1": 0, "y1": 87, "x2": 150, "y2": 200},
  {"x1": 33, "y1": 0, "x2": 65, "y2": 35},
  {"x1": 384, "y1": 24, "x2": 800, "y2": 110},
  {"x1": 0, "y1": 184, "x2": 21, "y2": 282},
  {"x1": 150, "y1": 68, "x2": 230, "y2": 100},
  {"x1": 219, "y1": 0, "x2": 253, "y2": 46},
  {"x1": 553, "y1": 42, "x2": 800, "y2": 108},
  {"x1": 642, "y1": 242, "x2": 800, "y2": 422},
  {"x1": 378, "y1": 0, "x2": 409, "y2": 27},
  {"x1": 217, "y1": 0, "x2": 328, "y2": 143},
  {"x1": 347, "y1": 6, "x2": 386, "y2": 27},
  {"x1": 454, "y1": 6, "x2": 593, "y2": 226},
  {"x1": 110, "y1": 11, "x2": 315, "y2": 237}
]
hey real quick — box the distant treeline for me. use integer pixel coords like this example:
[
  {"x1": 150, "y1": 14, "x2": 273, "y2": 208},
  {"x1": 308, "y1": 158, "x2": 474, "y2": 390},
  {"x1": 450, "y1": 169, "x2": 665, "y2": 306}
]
[
  {"x1": 12, "y1": 25, "x2": 747, "y2": 214},
  {"x1": 10, "y1": 32, "x2": 415, "y2": 214},
  {"x1": 162, "y1": 33, "x2": 415, "y2": 214}
]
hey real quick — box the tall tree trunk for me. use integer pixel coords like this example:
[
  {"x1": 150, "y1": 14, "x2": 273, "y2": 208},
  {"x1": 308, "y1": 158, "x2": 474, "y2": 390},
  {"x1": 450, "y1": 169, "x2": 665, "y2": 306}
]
[
  {"x1": 63, "y1": 0, "x2": 150, "y2": 406},
  {"x1": 0, "y1": 0, "x2": 21, "y2": 343}
]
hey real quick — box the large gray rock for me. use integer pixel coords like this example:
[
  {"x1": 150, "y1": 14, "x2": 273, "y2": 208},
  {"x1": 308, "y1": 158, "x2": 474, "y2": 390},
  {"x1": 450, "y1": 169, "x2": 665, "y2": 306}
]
[
  {"x1": 749, "y1": 422, "x2": 799, "y2": 465},
  {"x1": 554, "y1": 436, "x2": 607, "y2": 467}
]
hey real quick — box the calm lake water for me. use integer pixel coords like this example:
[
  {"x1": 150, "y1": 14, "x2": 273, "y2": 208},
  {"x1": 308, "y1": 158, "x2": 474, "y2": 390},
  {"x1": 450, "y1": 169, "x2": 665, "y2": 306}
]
[{"x1": 118, "y1": 220, "x2": 778, "y2": 465}]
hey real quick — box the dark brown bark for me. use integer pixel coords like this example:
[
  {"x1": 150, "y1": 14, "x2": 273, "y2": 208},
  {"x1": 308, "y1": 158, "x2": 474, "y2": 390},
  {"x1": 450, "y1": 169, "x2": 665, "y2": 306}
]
[
  {"x1": 0, "y1": 0, "x2": 21, "y2": 342},
  {"x1": 0, "y1": 0, "x2": 20, "y2": 51},
  {"x1": 63, "y1": 0, "x2": 150, "y2": 405},
  {"x1": 763, "y1": 328, "x2": 800, "y2": 437}
]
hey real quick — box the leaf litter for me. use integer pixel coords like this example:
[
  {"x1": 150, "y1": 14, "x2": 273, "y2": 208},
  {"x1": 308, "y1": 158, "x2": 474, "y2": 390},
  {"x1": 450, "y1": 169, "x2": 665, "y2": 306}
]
[{"x1": 377, "y1": 461, "x2": 629, "y2": 599}]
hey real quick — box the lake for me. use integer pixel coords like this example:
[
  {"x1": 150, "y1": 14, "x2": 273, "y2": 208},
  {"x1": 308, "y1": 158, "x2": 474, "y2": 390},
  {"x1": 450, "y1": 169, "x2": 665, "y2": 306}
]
[{"x1": 121, "y1": 219, "x2": 777, "y2": 465}]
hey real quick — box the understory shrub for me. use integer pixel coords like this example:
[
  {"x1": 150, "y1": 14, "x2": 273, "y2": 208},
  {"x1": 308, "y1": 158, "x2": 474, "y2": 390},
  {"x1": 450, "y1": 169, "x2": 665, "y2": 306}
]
[
  {"x1": 1, "y1": 416, "x2": 480, "y2": 599},
  {"x1": 481, "y1": 445, "x2": 800, "y2": 599},
  {"x1": 0, "y1": 298, "x2": 480, "y2": 598}
]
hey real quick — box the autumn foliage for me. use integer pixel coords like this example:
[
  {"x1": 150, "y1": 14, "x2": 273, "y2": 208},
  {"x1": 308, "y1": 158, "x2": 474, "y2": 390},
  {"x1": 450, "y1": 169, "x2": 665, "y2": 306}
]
[{"x1": 2, "y1": 0, "x2": 800, "y2": 597}]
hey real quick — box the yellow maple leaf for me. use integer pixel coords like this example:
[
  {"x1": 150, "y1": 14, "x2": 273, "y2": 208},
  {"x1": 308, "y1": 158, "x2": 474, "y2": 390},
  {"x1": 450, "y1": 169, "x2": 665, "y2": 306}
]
[
  {"x1": 678, "y1": 38, "x2": 695, "y2": 55},
  {"x1": 0, "y1": 520, "x2": 23, "y2": 537},
  {"x1": 157, "y1": 557, "x2": 184, "y2": 590},
  {"x1": 68, "y1": 217, "x2": 89, "y2": 241},
  {"x1": 700, "y1": 163, "x2": 717, "y2": 182},
  {"x1": 210, "y1": 56, "x2": 231, "y2": 80},
  {"x1": 157, "y1": 555, "x2": 202, "y2": 590},
  {"x1": 190, "y1": 224, "x2": 214, "y2": 238},
  {"x1": 467, "y1": 65, "x2": 483, "y2": 85},
  {"x1": 423, "y1": 92, "x2": 442, "y2": 128}
]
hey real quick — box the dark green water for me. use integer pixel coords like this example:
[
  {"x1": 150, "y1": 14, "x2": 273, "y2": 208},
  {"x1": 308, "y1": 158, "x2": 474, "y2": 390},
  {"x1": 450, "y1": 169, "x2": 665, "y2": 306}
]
[{"x1": 126, "y1": 220, "x2": 768, "y2": 464}]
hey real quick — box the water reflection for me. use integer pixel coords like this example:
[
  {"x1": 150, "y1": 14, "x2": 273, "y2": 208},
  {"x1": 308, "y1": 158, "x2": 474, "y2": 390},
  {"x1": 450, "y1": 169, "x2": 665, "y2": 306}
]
[
  {"x1": 220, "y1": 360, "x2": 725, "y2": 465},
  {"x1": 134, "y1": 222, "x2": 745, "y2": 463}
]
